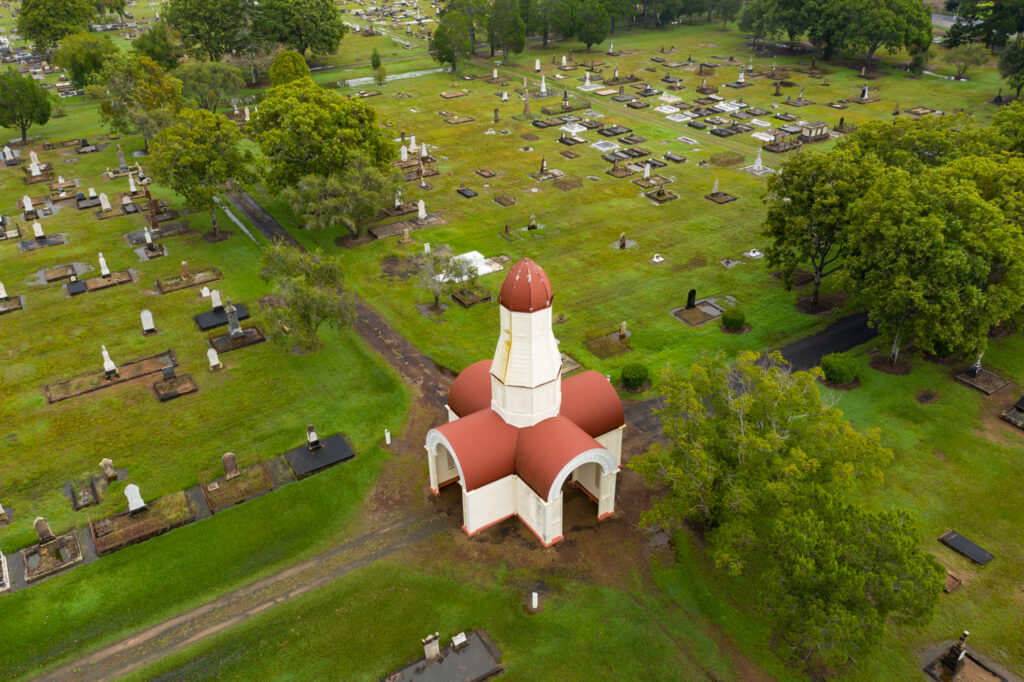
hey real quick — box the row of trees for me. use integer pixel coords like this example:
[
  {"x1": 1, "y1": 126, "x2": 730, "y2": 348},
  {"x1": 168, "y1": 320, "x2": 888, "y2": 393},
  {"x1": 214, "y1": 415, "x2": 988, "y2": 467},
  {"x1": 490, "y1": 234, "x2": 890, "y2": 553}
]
[
  {"x1": 632, "y1": 352, "x2": 943, "y2": 674},
  {"x1": 16, "y1": 0, "x2": 345, "y2": 61},
  {"x1": 740, "y1": 0, "x2": 931, "y2": 64},
  {"x1": 763, "y1": 104, "x2": 1024, "y2": 365}
]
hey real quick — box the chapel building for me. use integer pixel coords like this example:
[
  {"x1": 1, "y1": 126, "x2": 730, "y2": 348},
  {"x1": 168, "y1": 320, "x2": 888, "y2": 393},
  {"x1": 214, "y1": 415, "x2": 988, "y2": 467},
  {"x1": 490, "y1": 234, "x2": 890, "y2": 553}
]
[{"x1": 424, "y1": 258, "x2": 625, "y2": 546}]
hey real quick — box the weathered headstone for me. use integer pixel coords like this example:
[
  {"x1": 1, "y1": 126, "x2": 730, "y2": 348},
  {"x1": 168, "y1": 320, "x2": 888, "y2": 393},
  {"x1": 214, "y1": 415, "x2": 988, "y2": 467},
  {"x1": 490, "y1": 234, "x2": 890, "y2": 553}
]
[
  {"x1": 124, "y1": 483, "x2": 146, "y2": 513},
  {"x1": 22, "y1": 195, "x2": 33, "y2": 213},
  {"x1": 222, "y1": 452, "x2": 240, "y2": 480},
  {"x1": 0, "y1": 282, "x2": 6, "y2": 300},
  {"x1": 210, "y1": 289, "x2": 223, "y2": 310},
  {"x1": 307, "y1": 424, "x2": 321, "y2": 451},
  {"x1": 207, "y1": 347, "x2": 223, "y2": 370},
  {"x1": 100, "y1": 457, "x2": 117, "y2": 481},
  {"x1": 99, "y1": 193, "x2": 111, "y2": 212},
  {"x1": 417, "y1": 200, "x2": 426, "y2": 221},
  {"x1": 618, "y1": 321, "x2": 627, "y2": 340},
  {"x1": 619, "y1": 232, "x2": 626, "y2": 250},
  {"x1": 140, "y1": 309, "x2": 155, "y2": 334},
  {"x1": 98, "y1": 252, "x2": 111, "y2": 277},
  {"x1": 34, "y1": 516, "x2": 54, "y2": 543},
  {"x1": 33, "y1": 220, "x2": 44, "y2": 239},
  {"x1": 422, "y1": 633, "x2": 441, "y2": 662},
  {"x1": 101, "y1": 345, "x2": 119, "y2": 378},
  {"x1": 225, "y1": 299, "x2": 243, "y2": 339},
  {"x1": 181, "y1": 260, "x2": 190, "y2": 280}
]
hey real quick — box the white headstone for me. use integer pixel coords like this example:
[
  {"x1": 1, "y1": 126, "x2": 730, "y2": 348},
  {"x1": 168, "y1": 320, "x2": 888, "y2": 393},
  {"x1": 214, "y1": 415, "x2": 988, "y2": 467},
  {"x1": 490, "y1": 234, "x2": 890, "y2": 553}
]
[
  {"x1": 28, "y1": 161, "x2": 41, "y2": 176},
  {"x1": 32, "y1": 221, "x2": 43, "y2": 238},
  {"x1": 754, "y1": 149, "x2": 764, "y2": 169},
  {"x1": 244, "y1": 106, "x2": 250, "y2": 121},
  {"x1": 644, "y1": 163, "x2": 651, "y2": 179},
  {"x1": 540, "y1": 75, "x2": 547, "y2": 95},
  {"x1": 501, "y1": 91, "x2": 509, "y2": 102},
  {"x1": 400, "y1": 145, "x2": 408, "y2": 162},
  {"x1": 420, "y1": 142, "x2": 428, "y2": 158},
  {"x1": 101, "y1": 345, "x2": 117, "y2": 374},
  {"x1": 140, "y1": 309, "x2": 155, "y2": 332},
  {"x1": 712, "y1": 179, "x2": 720, "y2": 195},
  {"x1": 88, "y1": 187, "x2": 96, "y2": 198},
  {"x1": 417, "y1": 200, "x2": 426, "y2": 220},
  {"x1": 200, "y1": 286, "x2": 210, "y2": 297},
  {"x1": 98, "y1": 252, "x2": 110, "y2": 277},
  {"x1": 144, "y1": 226, "x2": 153, "y2": 244},
  {"x1": 210, "y1": 289, "x2": 223, "y2": 310},
  {"x1": 492, "y1": 68, "x2": 498, "y2": 78},
  {"x1": 207, "y1": 347, "x2": 222, "y2": 369},
  {"x1": 584, "y1": 71, "x2": 591, "y2": 86},
  {"x1": 409, "y1": 134, "x2": 417, "y2": 151},
  {"x1": 129, "y1": 174, "x2": 136, "y2": 193},
  {"x1": 424, "y1": 242, "x2": 431, "y2": 253},
  {"x1": 737, "y1": 69, "x2": 745, "y2": 84},
  {"x1": 384, "y1": 428, "x2": 391, "y2": 445},
  {"x1": 561, "y1": 55, "x2": 567, "y2": 67},
  {"x1": 608, "y1": 41, "x2": 613, "y2": 54},
  {"x1": 0, "y1": 282, "x2": 7, "y2": 299},
  {"x1": 22, "y1": 196, "x2": 32, "y2": 212},
  {"x1": 58, "y1": 175, "x2": 64, "y2": 184},
  {"x1": 124, "y1": 484, "x2": 146, "y2": 513},
  {"x1": 29, "y1": 150, "x2": 39, "y2": 165},
  {"x1": 534, "y1": 59, "x2": 540, "y2": 72},
  {"x1": 99, "y1": 193, "x2": 111, "y2": 211},
  {"x1": 2, "y1": 145, "x2": 11, "y2": 161},
  {"x1": 395, "y1": 191, "x2": 402, "y2": 209}
]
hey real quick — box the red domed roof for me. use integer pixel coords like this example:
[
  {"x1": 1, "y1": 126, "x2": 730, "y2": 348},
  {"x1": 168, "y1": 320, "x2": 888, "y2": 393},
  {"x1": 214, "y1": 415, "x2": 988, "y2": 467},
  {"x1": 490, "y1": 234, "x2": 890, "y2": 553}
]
[
  {"x1": 499, "y1": 258, "x2": 553, "y2": 313},
  {"x1": 448, "y1": 360, "x2": 493, "y2": 418}
]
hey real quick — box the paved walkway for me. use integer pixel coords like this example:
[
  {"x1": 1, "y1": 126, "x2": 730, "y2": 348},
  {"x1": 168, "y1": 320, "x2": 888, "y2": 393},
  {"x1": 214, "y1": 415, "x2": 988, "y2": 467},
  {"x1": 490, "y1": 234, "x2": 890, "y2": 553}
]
[{"x1": 773, "y1": 311, "x2": 876, "y2": 370}]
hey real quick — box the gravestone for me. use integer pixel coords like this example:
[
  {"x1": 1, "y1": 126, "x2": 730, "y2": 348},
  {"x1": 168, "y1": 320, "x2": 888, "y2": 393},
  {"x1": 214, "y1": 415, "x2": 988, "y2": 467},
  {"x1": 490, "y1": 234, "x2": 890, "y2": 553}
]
[
  {"x1": 207, "y1": 347, "x2": 223, "y2": 370},
  {"x1": 101, "y1": 345, "x2": 119, "y2": 378},
  {"x1": 618, "y1": 321, "x2": 627, "y2": 340},
  {"x1": 940, "y1": 631, "x2": 970, "y2": 675},
  {"x1": 422, "y1": 633, "x2": 441, "y2": 662},
  {"x1": 222, "y1": 452, "x2": 240, "y2": 480},
  {"x1": 33, "y1": 221, "x2": 44, "y2": 239},
  {"x1": 307, "y1": 424, "x2": 321, "y2": 451},
  {"x1": 144, "y1": 226, "x2": 154, "y2": 246},
  {"x1": 861, "y1": 84, "x2": 868, "y2": 99},
  {"x1": 181, "y1": 260, "x2": 190, "y2": 280},
  {"x1": 210, "y1": 289, "x2": 223, "y2": 310},
  {"x1": 0, "y1": 502, "x2": 7, "y2": 524},
  {"x1": 98, "y1": 252, "x2": 111, "y2": 278},
  {"x1": 34, "y1": 516, "x2": 54, "y2": 543},
  {"x1": 129, "y1": 174, "x2": 137, "y2": 194},
  {"x1": 0, "y1": 282, "x2": 6, "y2": 300},
  {"x1": 100, "y1": 458, "x2": 117, "y2": 482},
  {"x1": 140, "y1": 309, "x2": 155, "y2": 334},
  {"x1": 99, "y1": 193, "x2": 111, "y2": 212},
  {"x1": 116, "y1": 144, "x2": 128, "y2": 173},
  {"x1": 494, "y1": 108, "x2": 499, "y2": 123},
  {"x1": 23, "y1": 196, "x2": 33, "y2": 213},
  {"x1": 225, "y1": 299, "x2": 244, "y2": 339},
  {"x1": 686, "y1": 289, "x2": 697, "y2": 309},
  {"x1": 200, "y1": 286, "x2": 210, "y2": 297},
  {"x1": 124, "y1": 483, "x2": 146, "y2": 514},
  {"x1": 400, "y1": 146, "x2": 408, "y2": 162},
  {"x1": 417, "y1": 200, "x2": 426, "y2": 221},
  {"x1": 619, "y1": 233, "x2": 626, "y2": 249}
]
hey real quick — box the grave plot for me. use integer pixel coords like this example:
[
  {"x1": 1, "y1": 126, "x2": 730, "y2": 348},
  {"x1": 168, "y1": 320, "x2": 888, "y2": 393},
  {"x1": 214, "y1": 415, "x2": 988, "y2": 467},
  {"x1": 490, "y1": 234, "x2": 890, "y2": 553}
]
[
  {"x1": 645, "y1": 187, "x2": 679, "y2": 203},
  {"x1": 0, "y1": 295, "x2": 25, "y2": 315},
  {"x1": 152, "y1": 365, "x2": 199, "y2": 402},
  {"x1": 386, "y1": 630, "x2": 502, "y2": 682},
  {"x1": 124, "y1": 221, "x2": 191, "y2": 245},
  {"x1": 585, "y1": 328, "x2": 632, "y2": 359},
  {"x1": 998, "y1": 395, "x2": 1024, "y2": 429},
  {"x1": 21, "y1": 530, "x2": 84, "y2": 583},
  {"x1": 155, "y1": 266, "x2": 222, "y2": 293},
  {"x1": 673, "y1": 297, "x2": 726, "y2": 327},
  {"x1": 938, "y1": 530, "x2": 994, "y2": 566},
  {"x1": 954, "y1": 366, "x2": 1009, "y2": 395},
  {"x1": 208, "y1": 325, "x2": 267, "y2": 353},
  {"x1": 283, "y1": 433, "x2": 356, "y2": 479},
  {"x1": 378, "y1": 201, "x2": 419, "y2": 218},
  {"x1": 67, "y1": 270, "x2": 134, "y2": 296},
  {"x1": 195, "y1": 303, "x2": 251, "y2": 330},
  {"x1": 553, "y1": 176, "x2": 583, "y2": 192},
  {"x1": 90, "y1": 491, "x2": 196, "y2": 556},
  {"x1": 45, "y1": 350, "x2": 178, "y2": 404},
  {"x1": 200, "y1": 454, "x2": 274, "y2": 514},
  {"x1": 18, "y1": 233, "x2": 68, "y2": 253},
  {"x1": 451, "y1": 286, "x2": 493, "y2": 308}
]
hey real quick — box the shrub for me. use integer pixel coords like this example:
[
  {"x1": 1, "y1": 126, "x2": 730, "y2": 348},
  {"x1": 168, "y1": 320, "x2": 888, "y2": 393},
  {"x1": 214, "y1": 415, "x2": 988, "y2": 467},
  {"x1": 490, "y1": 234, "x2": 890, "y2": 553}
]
[
  {"x1": 722, "y1": 309, "x2": 745, "y2": 331},
  {"x1": 820, "y1": 352, "x2": 858, "y2": 384},
  {"x1": 621, "y1": 363, "x2": 648, "y2": 390}
]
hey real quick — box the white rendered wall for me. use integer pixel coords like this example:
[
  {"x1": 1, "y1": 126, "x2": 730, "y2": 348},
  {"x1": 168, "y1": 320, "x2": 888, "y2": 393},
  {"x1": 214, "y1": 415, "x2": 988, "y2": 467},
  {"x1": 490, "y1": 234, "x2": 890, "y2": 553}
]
[
  {"x1": 594, "y1": 427, "x2": 624, "y2": 467},
  {"x1": 463, "y1": 476, "x2": 516, "y2": 534},
  {"x1": 515, "y1": 478, "x2": 563, "y2": 545},
  {"x1": 571, "y1": 462, "x2": 602, "y2": 499},
  {"x1": 490, "y1": 306, "x2": 562, "y2": 427}
]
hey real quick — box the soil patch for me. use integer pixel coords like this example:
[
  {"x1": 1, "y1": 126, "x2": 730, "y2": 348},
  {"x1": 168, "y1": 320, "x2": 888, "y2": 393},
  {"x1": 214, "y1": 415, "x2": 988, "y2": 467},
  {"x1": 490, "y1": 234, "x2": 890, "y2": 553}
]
[
  {"x1": 721, "y1": 323, "x2": 752, "y2": 335},
  {"x1": 916, "y1": 389, "x2": 939, "y2": 404},
  {"x1": 201, "y1": 230, "x2": 233, "y2": 243},
  {"x1": 796, "y1": 292, "x2": 846, "y2": 315},
  {"x1": 417, "y1": 302, "x2": 449, "y2": 317},
  {"x1": 380, "y1": 256, "x2": 418, "y2": 281},
  {"x1": 869, "y1": 353, "x2": 911, "y2": 375},
  {"x1": 334, "y1": 232, "x2": 374, "y2": 248},
  {"x1": 585, "y1": 332, "x2": 631, "y2": 359}
]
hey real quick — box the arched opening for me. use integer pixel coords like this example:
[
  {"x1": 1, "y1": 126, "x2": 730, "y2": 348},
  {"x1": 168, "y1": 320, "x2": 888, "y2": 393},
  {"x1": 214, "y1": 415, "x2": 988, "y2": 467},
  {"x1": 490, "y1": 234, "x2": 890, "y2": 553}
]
[{"x1": 435, "y1": 442, "x2": 460, "y2": 489}]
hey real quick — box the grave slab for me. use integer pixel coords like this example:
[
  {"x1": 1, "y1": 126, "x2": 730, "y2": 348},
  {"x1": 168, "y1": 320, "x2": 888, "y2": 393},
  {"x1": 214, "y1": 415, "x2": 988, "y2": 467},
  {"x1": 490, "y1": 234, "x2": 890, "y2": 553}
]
[
  {"x1": 283, "y1": 433, "x2": 356, "y2": 479},
  {"x1": 194, "y1": 304, "x2": 250, "y2": 331},
  {"x1": 938, "y1": 530, "x2": 994, "y2": 566}
]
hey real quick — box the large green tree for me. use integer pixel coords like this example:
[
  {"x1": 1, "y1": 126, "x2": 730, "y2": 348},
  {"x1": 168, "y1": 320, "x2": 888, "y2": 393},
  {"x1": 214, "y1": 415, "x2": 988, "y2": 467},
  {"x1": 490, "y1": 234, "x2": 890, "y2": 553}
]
[
  {"x1": 942, "y1": 42, "x2": 989, "y2": 79},
  {"x1": 430, "y1": 10, "x2": 473, "y2": 71},
  {"x1": 132, "y1": 20, "x2": 185, "y2": 71},
  {"x1": 488, "y1": 0, "x2": 526, "y2": 63},
  {"x1": 258, "y1": 0, "x2": 346, "y2": 56},
  {"x1": 992, "y1": 100, "x2": 1024, "y2": 153},
  {"x1": 174, "y1": 61, "x2": 244, "y2": 112},
  {"x1": 631, "y1": 351, "x2": 891, "y2": 573},
  {"x1": 283, "y1": 152, "x2": 402, "y2": 237},
  {"x1": 0, "y1": 68, "x2": 52, "y2": 142},
  {"x1": 165, "y1": 0, "x2": 250, "y2": 61},
  {"x1": 845, "y1": 166, "x2": 1024, "y2": 363},
  {"x1": 17, "y1": 0, "x2": 95, "y2": 51},
  {"x1": 259, "y1": 243, "x2": 355, "y2": 351},
  {"x1": 846, "y1": 0, "x2": 931, "y2": 65},
  {"x1": 250, "y1": 78, "x2": 395, "y2": 189},
  {"x1": 998, "y1": 39, "x2": 1024, "y2": 99},
  {"x1": 840, "y1": 114, "x2": 997, "y2": 173},
  {"x1": 268, "y1": 49, "x2": 311, "y2": 85},
  {"x1": 715, "y1": 0, "x2": 741, "y2": 28},
  {"x1": 763, "y1": 145, "x2": 878, "y2": 305},
  {"x1": 54, "y1": 32, "x2": 117, "y2": 87},
  {"x1": 576, "y1": 0, "x2": 610, "y2": 49},
  {"x1": 147, "y1": 108, "x2": 254, "y2": 238},
  {"x1": 88, "y1": 53, "x2": 184, "y2": 148}
]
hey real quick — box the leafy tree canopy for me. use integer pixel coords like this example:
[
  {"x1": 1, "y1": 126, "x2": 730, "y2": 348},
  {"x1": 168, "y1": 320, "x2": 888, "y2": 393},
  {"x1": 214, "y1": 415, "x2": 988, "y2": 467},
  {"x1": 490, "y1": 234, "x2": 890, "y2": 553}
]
[
  {"x1": 165, "y1": 0, "x2": 250, "y2": 61},
  {"x1": 17, "y1": 0, "x2": 95, "y2": 51},
  {"x1": 268, "y1": 49, "x2": 311, "y2": 85},
  {"x1": 0, "y1": 68, "x2": 52, "y2": 142},
  {"x1": 430, "y1": 10, "x2": 473, "y2": 71},
  {"x1": 258, "y1": 0, "x2": 346, "y2": 56},
  {"x1": 132, "y1": 19, "x2": 185, "y2": 71},
  {"x1": 998, "y1": 39, "x2": 1024, "y2": 99},
  {"x1": 54, "y1": 32, "x2": 118, "y2": 87},
  {"x1": 251, "y1": 78, "x2": 395, "y2": 190},
  {"x1": 88, "y1": 53, "x2": 184, "y2": 145},
  {"x1": 174, "y1": 61, "x2": 244, "y2": 112},
  {"x1": 576, "y1": 0, "x2": 610, "y2": 49}
]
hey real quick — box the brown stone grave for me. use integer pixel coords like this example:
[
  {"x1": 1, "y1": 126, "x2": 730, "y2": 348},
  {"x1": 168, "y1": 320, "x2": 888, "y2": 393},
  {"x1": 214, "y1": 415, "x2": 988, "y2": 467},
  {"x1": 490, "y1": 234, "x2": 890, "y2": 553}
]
[
  {"x1": 493, "y1": 193, "x2": 516, "y2": 207},
  {"x1": 153, "y1": 373, "x2": 198, "y2": 402},
  {"x1": 553, "y1": 176, "x2": 583, "y2": 191},
  {"x1": 440, "y1": 90, "x2": 469, "y2": 99},
  {"x1": 45, "y1": 349, "x2": 178, "y2": 403},
  {"x1": 445, "y1": 115, "x2": 476, "y2": 125},
  {"x1": 0, "y1": 296, "x2": 25, "y2": 315},
  {"x1": 209, "y1": 325, "x2": 267, "y2": 354},
  {"x1": 633, "y1": 175, "x2": 670, "y2": 189},
  {"x1": 155, "y1": 266, "x2": 222, "y2": 293},
  {"x1": 69, "y1": 270, "x2": 134, "y2": 295},
  {"x1": 22, "y1": 531, "x2": 84, "y2": 582},
  {"x1": 379, "y1": 202, "x2": 418, "y2": 219},
  {"x1": 673, "y1": 299, "x2": 724, "y2": 327},
  {"x1": 476, "y1": 168, "x2": 496, "y2": 178},
  {"x1": 954, "y1": 368, "x2": 1009, "y2": 395},
  {"x1": 44, "y1": 264, "x2": 75, "y2": 282},
  {"x1": 451, "y1": 286, "x2": 493, "y2": 308},
  {"x1": 607, "y1": 166, "x2": 635, "y2": 178},
  {"x1": 201, "y1": 460, "x2": 273, "y2": 513},
  {"x1": 645, "y1": 188, "x2": 678, "y2": 203},
  {"x1": 560, "y1": 352, "x2": 582, "y2": 377},
  {"x1": 91, "y1": 491, "x2": 196, "y2": 556},
  {"x1": 559, "y1": 150, "x2": 579, "y2": 159}
]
